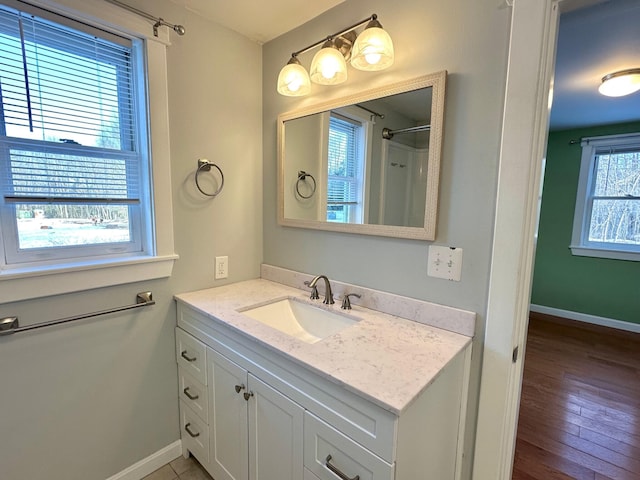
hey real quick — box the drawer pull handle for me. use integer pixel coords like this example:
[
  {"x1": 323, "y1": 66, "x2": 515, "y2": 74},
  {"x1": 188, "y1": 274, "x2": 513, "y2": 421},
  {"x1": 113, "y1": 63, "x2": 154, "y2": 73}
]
[
  {"x1": 184, "y1": 423, "x2": 200, "y2": 438},
  {"x1": 183, "y1": 387, "x2": 199, "y2": 400},
  {"x1": 181, "y1": 350, "x2": 197, "y2": 362},
  {"x1": 235, "y1": 384, "x2": 245, "y2": 393},
  {"x1": 243, "y1": 391, "x2": 254, "y2": 401},
  {"x1": 325, "y1": 455, "x2": 359, "y2": 480}
]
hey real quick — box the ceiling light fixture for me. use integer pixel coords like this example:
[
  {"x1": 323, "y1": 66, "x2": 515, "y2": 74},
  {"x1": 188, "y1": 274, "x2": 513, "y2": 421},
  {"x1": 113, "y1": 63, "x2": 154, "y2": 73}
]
[
  {"x1": 598, "y1": 68, "x2": 640, "y2": 97},
  {"x1": 277, "y1": 14, "x2": 394, "y2": 97}
]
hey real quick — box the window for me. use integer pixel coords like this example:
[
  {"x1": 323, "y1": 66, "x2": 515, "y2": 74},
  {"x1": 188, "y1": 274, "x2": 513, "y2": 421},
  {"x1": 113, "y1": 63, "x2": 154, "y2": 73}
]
[
  {"x1": 0, "y1": 0, "x2": 176, "y2": 303},
  {"x1": 0, "y1": 2, "x2": 148, "y2": 265},
  {"x1": 326, "y1": 113, "x2": 366, "y2": 223},
  {"x1": 571, "y1": 133, "x2": 640, "y2": 261}
]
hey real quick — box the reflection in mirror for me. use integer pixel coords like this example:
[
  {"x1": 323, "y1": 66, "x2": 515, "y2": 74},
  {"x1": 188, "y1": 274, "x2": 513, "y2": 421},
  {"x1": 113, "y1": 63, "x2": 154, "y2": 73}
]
[{"x1": 278, "y1": 72, "x2": 446, "y2": 240}]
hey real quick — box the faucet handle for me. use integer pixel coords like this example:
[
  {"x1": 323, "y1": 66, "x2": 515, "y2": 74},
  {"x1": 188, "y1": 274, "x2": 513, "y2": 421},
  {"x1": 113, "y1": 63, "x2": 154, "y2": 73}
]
[
  {"x1": 341, "y1": 293, "x2": 361, "y2": 310},
  {"x1": 304, "y1": 281, "x2": 320, "y2": 300}
]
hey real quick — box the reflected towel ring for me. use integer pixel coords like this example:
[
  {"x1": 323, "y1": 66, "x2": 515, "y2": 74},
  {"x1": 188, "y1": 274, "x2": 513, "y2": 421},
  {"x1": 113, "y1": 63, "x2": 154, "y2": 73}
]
[
  {"x1": 296, "y1": 171, "x2": 316, "y2": 199},
  {"x1": 195, "y1": 159, "x2": 224, "y2": 197}
]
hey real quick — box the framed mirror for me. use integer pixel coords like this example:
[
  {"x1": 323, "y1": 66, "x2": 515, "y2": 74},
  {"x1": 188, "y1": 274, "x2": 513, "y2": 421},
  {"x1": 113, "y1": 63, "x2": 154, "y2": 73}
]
[{"x1": 277, "y1": 71, "x2": 446, "y2": 240}]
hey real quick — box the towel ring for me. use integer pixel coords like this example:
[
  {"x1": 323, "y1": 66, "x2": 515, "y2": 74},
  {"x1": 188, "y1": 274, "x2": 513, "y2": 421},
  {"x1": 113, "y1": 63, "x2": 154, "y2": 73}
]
[
  {"x1": 195, "y1": 159, "x2": 224, "y2": 197},
  {"x1": 296, "y1": 171, "x2": 316, "y2": 199}
]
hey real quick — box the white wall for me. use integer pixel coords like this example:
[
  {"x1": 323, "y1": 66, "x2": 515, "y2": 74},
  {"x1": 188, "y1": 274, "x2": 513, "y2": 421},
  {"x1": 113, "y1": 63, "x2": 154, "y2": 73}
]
[
  {"x1": 0, "y1": 1, "x2": 263, "y2": 479},
  {"x1": 263, "y1": 1, "x2": 511, "y2": 476}
]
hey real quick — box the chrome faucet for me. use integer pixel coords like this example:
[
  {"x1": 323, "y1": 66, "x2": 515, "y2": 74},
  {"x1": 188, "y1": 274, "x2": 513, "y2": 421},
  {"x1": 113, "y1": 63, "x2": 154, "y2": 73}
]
[{"x1": 306, "y1": 275, "x2": 334, "y2": 304}]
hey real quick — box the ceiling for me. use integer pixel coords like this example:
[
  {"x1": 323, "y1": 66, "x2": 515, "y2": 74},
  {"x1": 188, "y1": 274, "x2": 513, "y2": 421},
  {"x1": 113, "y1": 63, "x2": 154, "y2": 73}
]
[
  {"x1": 167, "y1": 0, "x2": 345, "y2": 44},
  {"x1": 550, "y1": 0, "x2": 640, "y2": 130}
]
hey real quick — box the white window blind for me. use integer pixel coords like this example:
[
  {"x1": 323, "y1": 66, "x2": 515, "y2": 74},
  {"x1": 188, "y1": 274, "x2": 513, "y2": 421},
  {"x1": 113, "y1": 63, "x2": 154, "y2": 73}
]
[
  {"x1": 327, "y1": 114, "x2": 360, "y2": 223},
  {"x1": 0, "y1": 3, "x2": 140, "y2": 205}
]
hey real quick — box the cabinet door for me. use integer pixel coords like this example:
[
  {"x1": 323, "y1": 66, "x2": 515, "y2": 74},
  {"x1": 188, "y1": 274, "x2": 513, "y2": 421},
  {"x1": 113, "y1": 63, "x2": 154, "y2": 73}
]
[
  {"x1": 208, "y1": 347, "x2": 249, "y2": 480},
  {"x1": 248, "y1": 374, "x2": 304, "y2": 480}
]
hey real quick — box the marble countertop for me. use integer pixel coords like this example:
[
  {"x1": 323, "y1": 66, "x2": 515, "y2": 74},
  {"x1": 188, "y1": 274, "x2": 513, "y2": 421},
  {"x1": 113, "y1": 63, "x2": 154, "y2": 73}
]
[{"x1": 175, "y1": 278, "x2": 472, "y2": 415}]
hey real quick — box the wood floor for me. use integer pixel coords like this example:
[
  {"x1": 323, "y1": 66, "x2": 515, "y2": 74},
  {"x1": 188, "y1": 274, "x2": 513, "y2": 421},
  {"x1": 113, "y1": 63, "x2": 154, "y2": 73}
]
[{"x1": 512, "y1": 313, "x2": 640, "y2": 480}]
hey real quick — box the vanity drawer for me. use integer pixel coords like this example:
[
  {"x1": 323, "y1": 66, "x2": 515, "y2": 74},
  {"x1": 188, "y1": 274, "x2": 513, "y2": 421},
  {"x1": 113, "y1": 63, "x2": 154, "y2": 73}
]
[
  {"x1": 178, "y1": 367, "x2": 208, "y2": 423},
  {"x1": 176, "y1": 328, "x2": 207, "y2": 384},
  {"x1": 304, "y1": 467, "x2": 322, "y2": 480},
  {"x1": 180, "y1": 400, "x2": 209, "y2": 464},
  {"x1": 304, "y1": 412, "x2": 394, "y2": 480}
]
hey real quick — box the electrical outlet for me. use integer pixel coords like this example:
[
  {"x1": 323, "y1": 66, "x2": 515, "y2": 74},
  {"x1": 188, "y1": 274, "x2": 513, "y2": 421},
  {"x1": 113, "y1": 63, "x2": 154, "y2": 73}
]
[
  {"x1": 215, "y1": 256, "x2": 228, "y2": 279},
  {"x1": 427, "y1": 246, "x2": 463, "y2": 281}
]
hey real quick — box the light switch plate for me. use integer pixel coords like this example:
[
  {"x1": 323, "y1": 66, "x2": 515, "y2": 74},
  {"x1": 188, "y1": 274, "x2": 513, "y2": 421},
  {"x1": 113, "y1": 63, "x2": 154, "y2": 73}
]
[{"x1": 427, "y1": 246, "x2": 463, "y2": 281}]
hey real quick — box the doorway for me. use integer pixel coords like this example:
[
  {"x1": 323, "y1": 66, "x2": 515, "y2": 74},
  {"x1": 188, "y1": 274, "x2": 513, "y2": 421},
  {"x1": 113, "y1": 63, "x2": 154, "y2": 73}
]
[
  {"x1": 474, "y1": 0, "x2": 640, "y2": 478},
  {"x1": 512, "y1": 1, "x2": 640, "y2": 478}
]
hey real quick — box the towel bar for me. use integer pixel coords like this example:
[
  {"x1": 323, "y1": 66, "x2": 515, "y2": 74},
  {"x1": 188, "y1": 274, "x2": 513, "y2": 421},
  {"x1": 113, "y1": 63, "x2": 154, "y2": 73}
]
[{"x1": 0, "y1": 291, "x2": 155, "y2": 337}]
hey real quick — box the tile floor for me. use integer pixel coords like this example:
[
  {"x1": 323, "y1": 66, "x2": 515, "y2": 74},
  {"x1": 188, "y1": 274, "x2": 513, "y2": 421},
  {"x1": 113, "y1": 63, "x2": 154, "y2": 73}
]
[{"x1": 142, "y1": 455, "x2": 214, "y2": 480}]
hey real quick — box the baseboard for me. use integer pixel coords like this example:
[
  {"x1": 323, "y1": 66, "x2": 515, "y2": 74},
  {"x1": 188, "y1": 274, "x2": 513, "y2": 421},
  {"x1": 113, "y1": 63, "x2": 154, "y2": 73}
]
[
  {"x1": 529, "y1": 304, "x2": 640, "y2": 334},
  {"x1": 105, "y1": 440, "x2": 182, "y2": 480}
]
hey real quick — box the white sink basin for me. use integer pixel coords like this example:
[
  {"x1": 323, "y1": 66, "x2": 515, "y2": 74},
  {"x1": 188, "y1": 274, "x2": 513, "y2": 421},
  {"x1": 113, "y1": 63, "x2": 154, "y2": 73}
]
[{"x1": 239, "y1": 298, "x2": 359, "y2": 344}]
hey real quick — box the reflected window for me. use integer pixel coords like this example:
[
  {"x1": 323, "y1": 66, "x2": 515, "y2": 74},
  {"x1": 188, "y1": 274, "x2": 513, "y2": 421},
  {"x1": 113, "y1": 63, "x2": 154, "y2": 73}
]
[{"x1": 326, "y1": 113, "x2": 365, "y2": 223}]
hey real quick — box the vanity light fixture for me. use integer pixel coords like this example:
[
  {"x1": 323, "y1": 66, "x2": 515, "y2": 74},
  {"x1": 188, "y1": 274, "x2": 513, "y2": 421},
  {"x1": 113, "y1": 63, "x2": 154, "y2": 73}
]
[
  {"x1": 277, "y1": 14, "x2": 394, "y2": 97},
  {"x1": 309, "y1": 38, "x2": 348, "y2": 85},
  {"x1": 277, "y1": 56, "x2": 311, "y2": 96},
  {"x1": 598, "y1": 68, "x2": 640, "y2": 97},
  {"x1": 351, "y1": 16, "x2": 394, "y2": 71}
]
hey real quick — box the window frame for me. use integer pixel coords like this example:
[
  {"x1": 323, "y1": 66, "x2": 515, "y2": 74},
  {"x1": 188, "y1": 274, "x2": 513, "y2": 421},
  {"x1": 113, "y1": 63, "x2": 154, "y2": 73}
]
[
  {"x1": 0, "y1": 140, "x2": 146, "y2": 264},
  {"x1": 0, "y1": 0, "x2": 177, "y2": 303},
  {"x1": 321, "y1": 106, "x2": 372, "y2": 225},
  {"x1": 326, "y1": 113, "x2": 364, "y2": 223},
  {"x1": 570, "y1": 132, "x2": 640, "y2": 261}
]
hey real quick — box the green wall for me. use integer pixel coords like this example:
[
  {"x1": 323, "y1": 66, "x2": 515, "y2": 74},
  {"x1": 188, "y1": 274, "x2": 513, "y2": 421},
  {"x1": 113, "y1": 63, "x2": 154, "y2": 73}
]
[{"x1": 531, "y1": 122, "x2": 640, "y2": 324}]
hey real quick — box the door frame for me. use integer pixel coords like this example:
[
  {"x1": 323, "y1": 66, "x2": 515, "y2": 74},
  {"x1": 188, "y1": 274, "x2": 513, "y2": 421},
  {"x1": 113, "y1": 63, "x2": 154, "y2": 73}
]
[{"x1": 472, "y1": 0, "x2": 584, "y2": 478}]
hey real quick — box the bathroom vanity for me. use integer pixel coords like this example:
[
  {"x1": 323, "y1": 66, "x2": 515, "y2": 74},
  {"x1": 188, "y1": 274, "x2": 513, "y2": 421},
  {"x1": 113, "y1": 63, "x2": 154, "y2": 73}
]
[{"x1": 174, "y1": 267, "x2": 474, "y2": 480}]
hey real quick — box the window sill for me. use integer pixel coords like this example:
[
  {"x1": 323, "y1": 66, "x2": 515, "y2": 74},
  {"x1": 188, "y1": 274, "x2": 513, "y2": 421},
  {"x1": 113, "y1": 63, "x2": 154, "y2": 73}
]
[
  {"x1": 0, "y1": 254, "x2": 179, "y2": 303},
  {"x1": 569, "y1": 245, "x2": 640, "y2": 262}
]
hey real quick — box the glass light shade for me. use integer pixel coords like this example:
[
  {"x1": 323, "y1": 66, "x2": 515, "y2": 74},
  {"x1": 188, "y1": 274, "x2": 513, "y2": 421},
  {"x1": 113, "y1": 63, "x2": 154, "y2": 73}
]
[
  {"x1": 277, "y1": 60, "x2": 311, "y2": 96},
  {"x1": 351, "y1": 24, "x2": 394, "y2": 71},
  {"x1": 309, "y1": 43, "x2": 347, "y2": 85},
  {"x1": 598, "y1": 69, "x2": 640, "y2": 97}
]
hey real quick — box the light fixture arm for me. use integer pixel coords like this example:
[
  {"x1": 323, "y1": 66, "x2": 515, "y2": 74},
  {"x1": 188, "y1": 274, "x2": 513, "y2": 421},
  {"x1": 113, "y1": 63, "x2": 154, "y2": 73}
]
[{"x1": 289, "y1": 14, "x2": 377, "y2": 58}]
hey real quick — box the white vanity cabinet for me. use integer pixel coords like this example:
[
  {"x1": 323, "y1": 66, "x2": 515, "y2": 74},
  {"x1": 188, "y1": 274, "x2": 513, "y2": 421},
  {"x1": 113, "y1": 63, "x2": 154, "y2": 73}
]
[
  {"x1": 207, "y1": 347, "x2": 304, "y2": 480},
  {"x1": 177, "y1": 327, "x2": 304, "y2": 480},
  {"x1": 175, "y1": 296, "x2": 471, "y2": 480}
]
